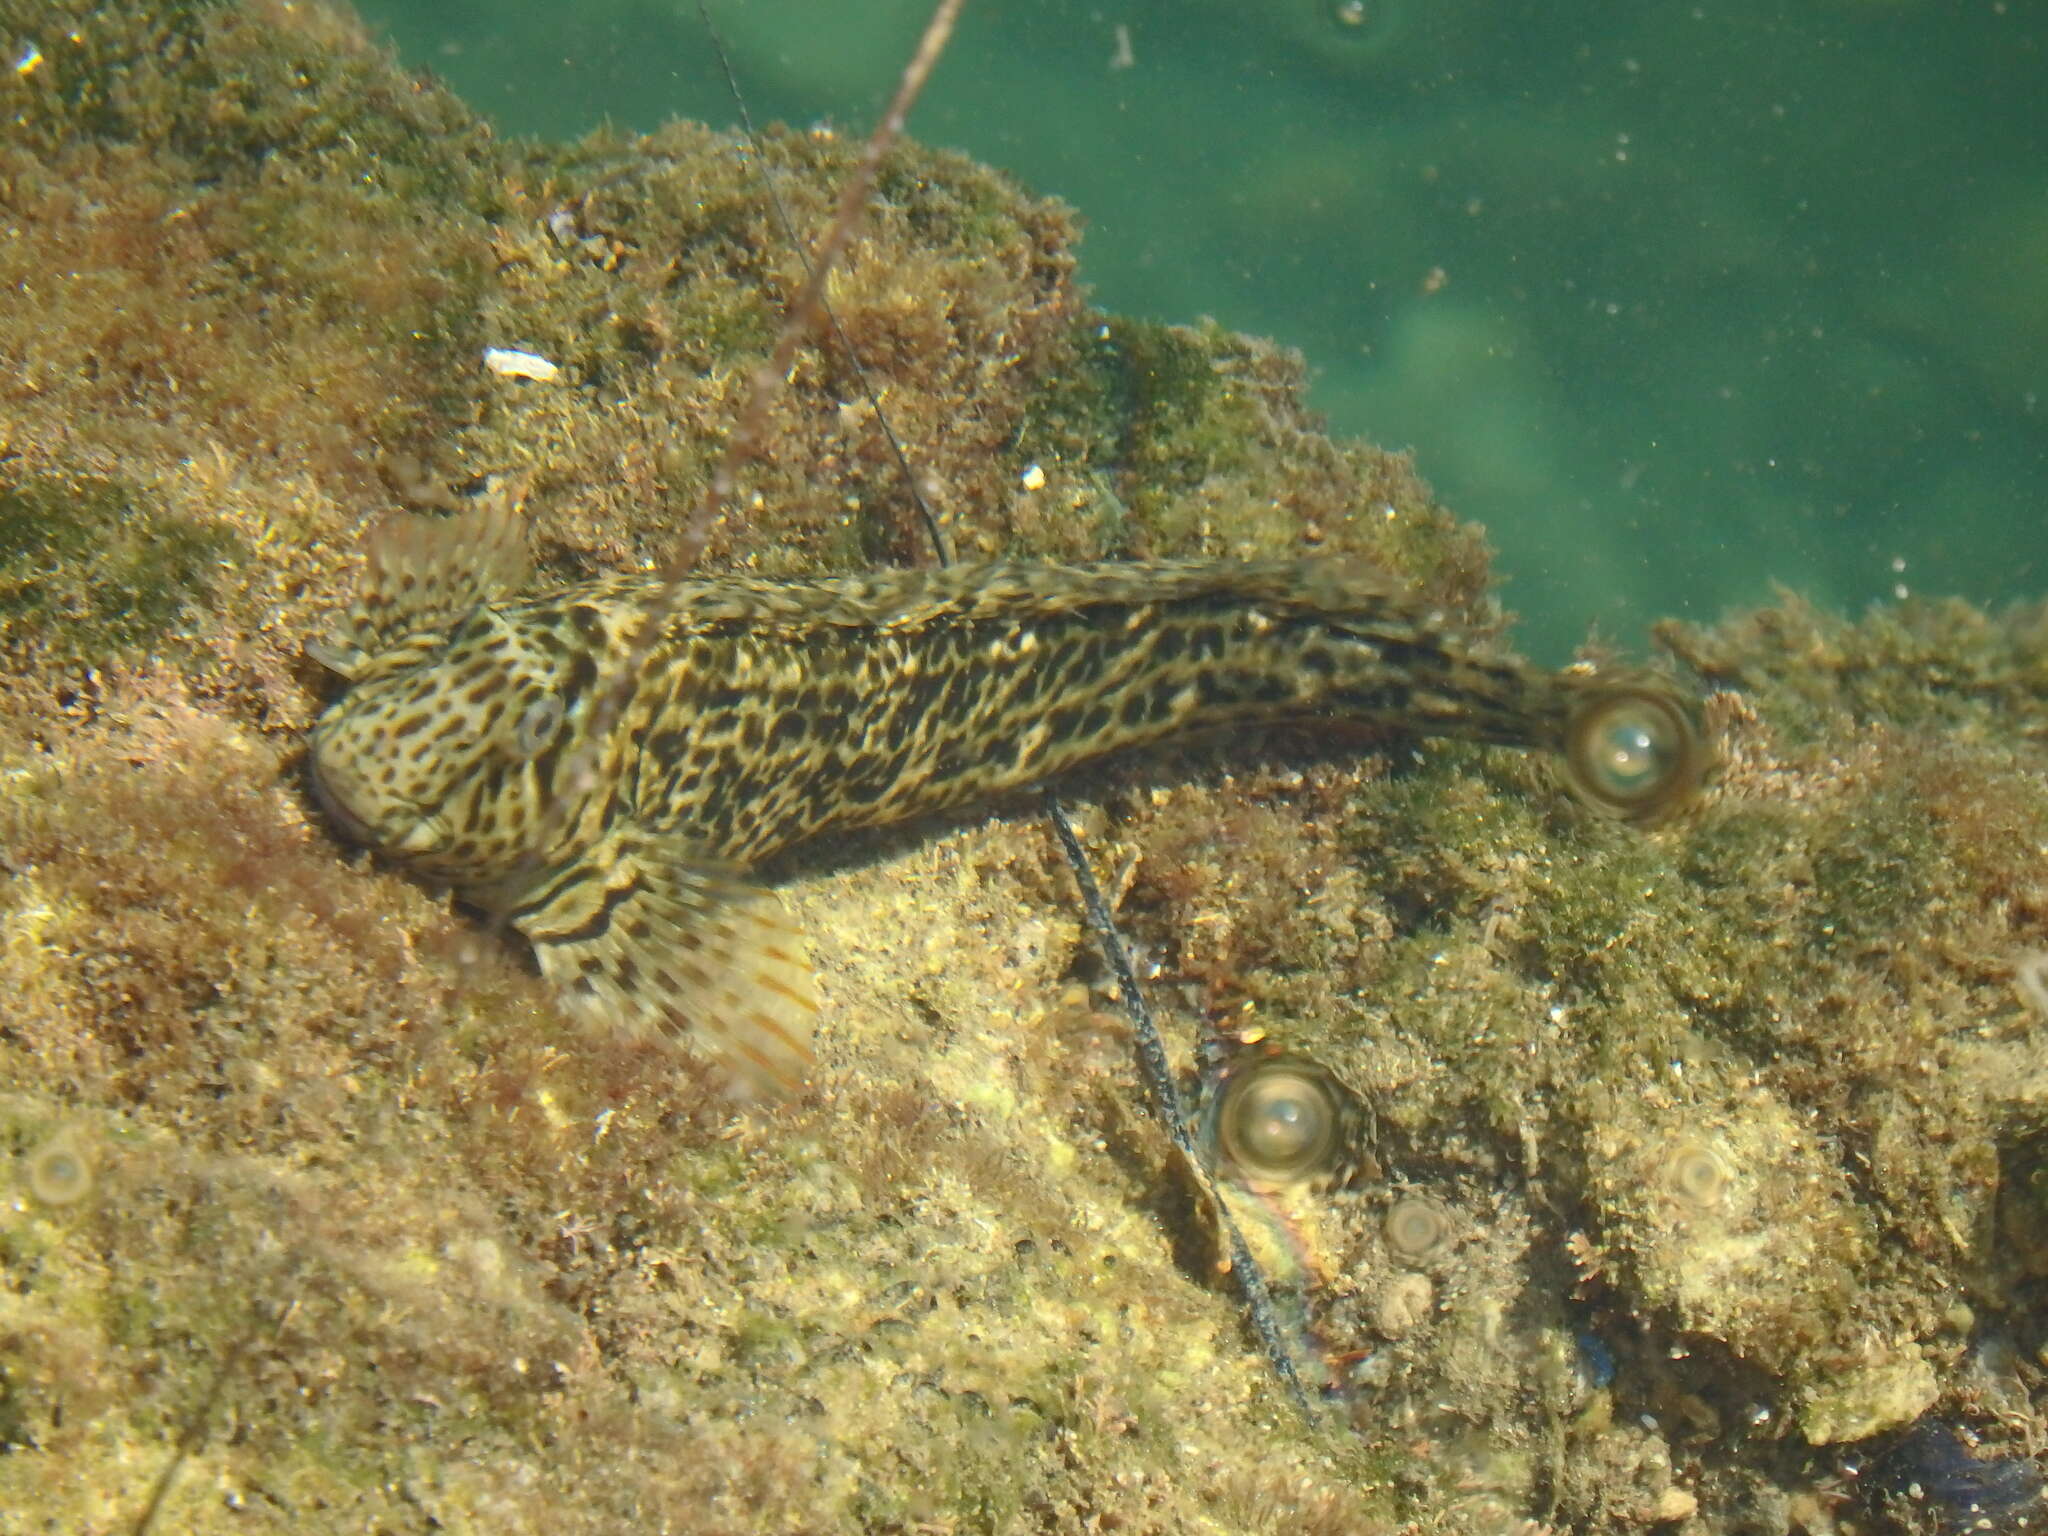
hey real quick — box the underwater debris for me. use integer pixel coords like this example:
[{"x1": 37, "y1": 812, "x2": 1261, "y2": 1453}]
[
  {"x1": 482, "y1": 346, "x2": 562, "y2": 382},
  {"x1": 1862, "y1": 1419, "x2": 2048, "y2": 1536}
]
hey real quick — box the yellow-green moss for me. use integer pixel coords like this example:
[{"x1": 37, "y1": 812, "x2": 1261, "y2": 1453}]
[{"x1": 0, "y1": 474, "x2": 241, "y2": 662}]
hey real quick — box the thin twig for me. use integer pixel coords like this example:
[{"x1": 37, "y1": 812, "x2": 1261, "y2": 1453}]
[
  {"x1": 669, "y1": 0, "x2": 966, "y2": 578},
  {"x1": 131, "y1": 1307, "x2": 264, "y2": 1536},
  {"x1": 695, "y1": 0, "x2": 953, "y2": 564}
]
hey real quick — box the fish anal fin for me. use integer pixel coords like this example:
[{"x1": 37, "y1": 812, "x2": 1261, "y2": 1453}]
[{"x1": 510, "y1": 831, "x2": 819, "y2": 1099}]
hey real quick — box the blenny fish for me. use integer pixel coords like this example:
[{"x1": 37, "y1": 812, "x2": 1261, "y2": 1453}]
[{"x1": 306, "y1": 504, "x2": 1706, "y2": 1095}]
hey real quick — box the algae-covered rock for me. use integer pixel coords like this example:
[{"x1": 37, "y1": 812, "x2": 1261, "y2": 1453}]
[{"x1": 2, "y1": 1, "x2": 2046, "y2": 1533}]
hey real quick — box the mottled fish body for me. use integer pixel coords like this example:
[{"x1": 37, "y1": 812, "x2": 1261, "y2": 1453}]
[{"x1": 308, "y1": 507, "x2": 1702, "y2": 1094}]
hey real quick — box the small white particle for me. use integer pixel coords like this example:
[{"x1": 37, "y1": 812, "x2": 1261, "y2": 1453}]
[
  {"x1": 483, "y1": 346, "x2": 560, "y2": 382},
  {"x1": 1020, "y1": 463, "x2": 1047, "y2": 492},
  {"x1": 13, "y1": 43, "x2": 42, "y2": 75}
]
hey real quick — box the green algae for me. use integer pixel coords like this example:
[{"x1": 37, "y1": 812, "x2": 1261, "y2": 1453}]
[{"x1": 0, "y1": 475, "x2": 241, "y2": 662}]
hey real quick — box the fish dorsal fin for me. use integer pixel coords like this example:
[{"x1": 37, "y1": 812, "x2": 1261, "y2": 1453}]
[
  {"x1": 508, "y1": 828, "x2": 820, "y2": 1099},
  {"x1": 318, "y1": 502, "x2": 533, "y2": 677}
]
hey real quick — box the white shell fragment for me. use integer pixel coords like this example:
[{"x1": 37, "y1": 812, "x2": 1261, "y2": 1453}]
[{"x1": 482, "y1": 347, "x2": 561, "y2": 382}]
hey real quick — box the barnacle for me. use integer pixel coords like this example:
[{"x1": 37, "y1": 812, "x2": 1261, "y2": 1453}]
[
  {"x1": 1372, "y1": 1271, "x2": 1435, "y2": 1338},
  {"x1": 1199, "y1": 1052, "x2": 1364, "y2": 1192},
  {"x1": 1657, "y1": 1139, "x2": 1732, "y2": 1212},
  {"x1": 24, "y1": 1128, "x2": 92, "y2": 1207},
  {"x1": 2011, "y1": 950, "x2": 2048, "y2": 1020},
  {"x1": 1382, "y1": 1194, "x2": 1457, "y2": 1262},
  {"x1": 1558, "y1": 678, "x2": 1708, "y2": 824}
]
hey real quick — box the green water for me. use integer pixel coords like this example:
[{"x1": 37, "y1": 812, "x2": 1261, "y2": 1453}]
[{"x1": 355, "y1": 0, "x2": 2047, "y2": 661}]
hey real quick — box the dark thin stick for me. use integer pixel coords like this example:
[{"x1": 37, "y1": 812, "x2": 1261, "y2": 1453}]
[
  {"x1": 1044, "y1": 794, "x2": 1316, "y2": 1415},
  {"x1": 697, "y1": 0, "x2": 1316, "y2": 1416},
  {"x1": 131, "y1": 1316, "x2": 260, "y2": 1536},
  {"x1": 696, "y1": 0, "x2": 954, "y2": 565}
]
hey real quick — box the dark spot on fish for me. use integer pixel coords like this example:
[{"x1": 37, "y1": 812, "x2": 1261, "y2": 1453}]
[
  {"x1": 565, "y1": 650, "x2": 600, "y2": 701},
  {"x1": 465, "y1": 673, "x2": 509, "y2": 707}
]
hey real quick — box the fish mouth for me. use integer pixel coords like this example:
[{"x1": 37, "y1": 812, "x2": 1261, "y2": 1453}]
[
  {"x1": 306, "y1": 741, "x2": 378, "y2": 848},
  {"x1": 307, "y1": 748, "x2": 449, "y2": 858}
]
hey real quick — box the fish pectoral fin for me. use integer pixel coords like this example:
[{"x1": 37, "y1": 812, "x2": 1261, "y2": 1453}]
[{"x1": 509, "y1": 832, "x2": 819, "y2": 1099}]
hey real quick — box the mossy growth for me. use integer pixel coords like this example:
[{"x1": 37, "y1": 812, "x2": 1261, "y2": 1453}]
[
  {"x1": 1806, "y1": 780, "x2": 1938, "y2": 953},
  {"x1": 1021, "y1": 316, "x2": 1244, "y2": 498},
  {"x1": 1012, "y1": 313, "x2": 1502, "y2": 624},
  {"x1": 0, "y1": 473, "x2": 240, "y2": 664},
  {"x1": 1658, "y1": 588, "x2": 2048, "y2": 744},
  {"x1": 9, "y1": 0, "x2": 498, "y2": 206}
]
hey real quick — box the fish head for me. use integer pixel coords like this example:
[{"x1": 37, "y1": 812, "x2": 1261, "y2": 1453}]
[{"x1": 307, "y1": 604, "x2": 591, "y2": 888}]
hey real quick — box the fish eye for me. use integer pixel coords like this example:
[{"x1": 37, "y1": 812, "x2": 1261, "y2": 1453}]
[
  {"x1": 507, "y1": 693, "x2": 565, "y2": 761},
  {"x1": 1206, "y1": 1054, "x2": 1357, "y2": 1188},
  {"x1": 1559, "y1": 680, "x2": 1707, "y2": 823}
]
